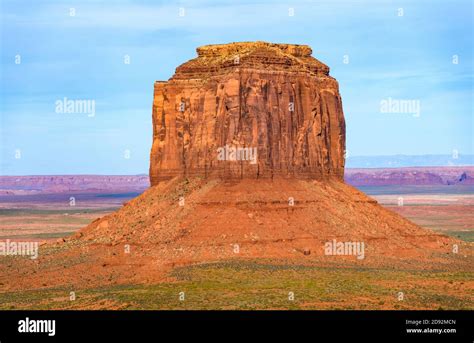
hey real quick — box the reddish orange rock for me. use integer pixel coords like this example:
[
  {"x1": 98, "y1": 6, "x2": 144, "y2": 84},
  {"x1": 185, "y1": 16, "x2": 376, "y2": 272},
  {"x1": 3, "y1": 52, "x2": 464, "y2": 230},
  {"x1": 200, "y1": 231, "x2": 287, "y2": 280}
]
[{"x1": 150, "y1": 41, "x2": 346, "y2": 185}]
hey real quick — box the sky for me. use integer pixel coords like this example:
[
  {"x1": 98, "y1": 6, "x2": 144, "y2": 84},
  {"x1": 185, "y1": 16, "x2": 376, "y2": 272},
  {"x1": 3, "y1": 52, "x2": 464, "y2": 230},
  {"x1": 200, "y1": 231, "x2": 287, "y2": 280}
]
[{"x1": 0, "y1": 0, "x2": 472, "y2": 175}]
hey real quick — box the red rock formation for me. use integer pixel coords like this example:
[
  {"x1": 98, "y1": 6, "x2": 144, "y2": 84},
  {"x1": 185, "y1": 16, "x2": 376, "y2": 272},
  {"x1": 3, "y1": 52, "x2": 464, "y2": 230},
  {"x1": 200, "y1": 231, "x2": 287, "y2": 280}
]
[
  {"x1": 0, "y1": 175, "x2": 150, "y2": 194},
  {"x1": 344, "y1": 167, "x2": 474, "y2": 186},
  {"x1": 150, "y1": 42, "x2": 346, "y2": 185},
  {"x1": 1, "y1": 43, "x2": 468, "y2": 295}
]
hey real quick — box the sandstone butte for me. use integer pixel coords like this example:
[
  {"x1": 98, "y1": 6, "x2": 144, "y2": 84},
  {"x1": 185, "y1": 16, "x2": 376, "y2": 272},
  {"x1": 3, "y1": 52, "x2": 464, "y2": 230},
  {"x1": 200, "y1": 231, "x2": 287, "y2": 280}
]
[
  {"x1": 0, "y1": 42, "x2": 471, "y2": 291},
  {"x1": 150, "y1": 41, "x2": 345, "y2": 183}
]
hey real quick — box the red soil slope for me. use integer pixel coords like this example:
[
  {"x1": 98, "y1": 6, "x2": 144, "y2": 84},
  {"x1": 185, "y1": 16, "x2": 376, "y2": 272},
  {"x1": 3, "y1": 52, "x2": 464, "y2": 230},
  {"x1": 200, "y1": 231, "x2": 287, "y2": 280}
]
[{"x1": 1, "y1": 177, "x2": 470, "y2": 292}]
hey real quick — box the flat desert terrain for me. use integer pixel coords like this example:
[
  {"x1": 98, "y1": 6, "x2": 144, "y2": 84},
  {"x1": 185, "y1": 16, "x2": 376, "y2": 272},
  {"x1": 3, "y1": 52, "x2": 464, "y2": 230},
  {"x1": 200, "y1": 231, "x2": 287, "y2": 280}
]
[{"x1": 0, "y1": 173, "x2": 472, "y2": 310}]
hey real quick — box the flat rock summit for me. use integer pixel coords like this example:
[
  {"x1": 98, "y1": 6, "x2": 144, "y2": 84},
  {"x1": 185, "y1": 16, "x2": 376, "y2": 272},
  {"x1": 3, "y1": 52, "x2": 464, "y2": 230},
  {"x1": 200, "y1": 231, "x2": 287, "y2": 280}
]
[{"x1": 1, "y1": 42, "x2": 470, "y2": 291}]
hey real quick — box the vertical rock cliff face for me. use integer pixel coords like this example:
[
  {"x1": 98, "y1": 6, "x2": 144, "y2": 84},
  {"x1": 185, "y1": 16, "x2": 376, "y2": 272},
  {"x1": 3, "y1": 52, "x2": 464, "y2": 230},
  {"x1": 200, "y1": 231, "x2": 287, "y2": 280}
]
[{"x1": 150, "y1": 42, "x2": 346, "y2": 185}]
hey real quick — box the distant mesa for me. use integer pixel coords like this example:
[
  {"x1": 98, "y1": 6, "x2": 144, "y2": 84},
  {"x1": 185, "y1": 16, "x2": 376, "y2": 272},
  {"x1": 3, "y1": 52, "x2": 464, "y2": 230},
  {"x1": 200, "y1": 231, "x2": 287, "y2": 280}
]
[
  {"x1": 0, "y1": 167, "x2": 472, "y2": 195},
  {"x1": 345, "y1": 167, "x2": 474, "y2": 186}
]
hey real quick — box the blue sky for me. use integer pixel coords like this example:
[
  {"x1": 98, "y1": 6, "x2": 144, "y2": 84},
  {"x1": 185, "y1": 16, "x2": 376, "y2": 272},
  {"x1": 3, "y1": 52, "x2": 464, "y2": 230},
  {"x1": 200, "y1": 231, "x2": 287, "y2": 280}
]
[{"x1": 1, "y1": 0, "x2": 472, "y2": 175}]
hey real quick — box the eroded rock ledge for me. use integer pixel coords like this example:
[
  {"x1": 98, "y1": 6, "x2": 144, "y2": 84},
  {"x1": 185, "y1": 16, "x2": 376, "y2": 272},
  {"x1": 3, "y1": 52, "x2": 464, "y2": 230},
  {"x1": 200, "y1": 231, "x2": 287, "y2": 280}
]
[{"x1": 150, "y1": 41, "x2": 346, "y2": 185}]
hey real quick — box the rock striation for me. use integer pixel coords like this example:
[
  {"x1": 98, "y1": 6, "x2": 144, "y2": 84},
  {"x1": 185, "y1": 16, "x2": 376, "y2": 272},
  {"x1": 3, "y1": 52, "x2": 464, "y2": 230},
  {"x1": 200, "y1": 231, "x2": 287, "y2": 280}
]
[{"x1": 150, "y1": 41, "x2": 346, "y2": 185}]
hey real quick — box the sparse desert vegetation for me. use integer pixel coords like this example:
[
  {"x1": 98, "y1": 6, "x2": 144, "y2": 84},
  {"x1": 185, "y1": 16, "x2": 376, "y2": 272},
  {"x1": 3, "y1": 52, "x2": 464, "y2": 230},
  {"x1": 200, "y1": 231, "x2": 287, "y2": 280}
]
[
  {"x1": 0, "y1": 261, "x2": 471, "y2": 310},
  {"x1": 0, "y1": 177, "x2": 472, "y2": 310}
]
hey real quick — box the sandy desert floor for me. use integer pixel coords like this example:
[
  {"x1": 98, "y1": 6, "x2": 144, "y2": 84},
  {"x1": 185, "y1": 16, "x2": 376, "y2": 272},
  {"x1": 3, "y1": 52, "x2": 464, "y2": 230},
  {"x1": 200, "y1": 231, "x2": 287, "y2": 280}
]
[{"x1": 0, "y1": 182, "x2": 472, "y2": 310}]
